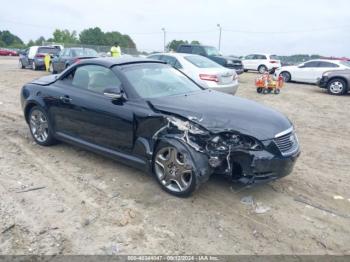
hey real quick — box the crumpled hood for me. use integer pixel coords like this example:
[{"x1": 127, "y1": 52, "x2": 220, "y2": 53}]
[{"x1": 149, "y1": 90, "x2": 292, "y2": 140}]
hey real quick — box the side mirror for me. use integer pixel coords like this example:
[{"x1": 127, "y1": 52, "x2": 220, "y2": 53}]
[{"x1": 103, "y1": 87, "x2": 123, "y2": 100}]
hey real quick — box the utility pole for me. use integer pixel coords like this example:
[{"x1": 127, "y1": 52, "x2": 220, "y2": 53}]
[
  {"x1": 217, "y1": 24, "x2": 222, "y2": 51},
  {"x1": 161, "y1": 28, "x2": 166, "y2": 52}
]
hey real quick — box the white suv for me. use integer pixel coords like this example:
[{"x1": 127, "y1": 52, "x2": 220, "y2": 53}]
[{"x1": 242, "y1": 54, "x2": 281, "y2": 73}]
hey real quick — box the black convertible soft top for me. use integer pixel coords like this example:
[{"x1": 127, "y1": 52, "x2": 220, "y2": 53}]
[{"x1": 78, "y1": 57, "x2": 166, "y2": 68}]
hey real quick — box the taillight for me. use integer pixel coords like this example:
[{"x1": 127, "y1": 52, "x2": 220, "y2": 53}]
[
  {"x1": 35, "y1": 53, "x2": 45, "y2": 58},
  {"x1": 199, "y1": 74, "x2": 219, "y2": 82},
  {"x1": 270, "y1": 60, "x2": 277, "y2": 64}
]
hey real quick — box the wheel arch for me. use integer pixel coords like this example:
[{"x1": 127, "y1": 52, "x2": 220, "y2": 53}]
[
  {"x1": 280, "y1": 70, "x2": 292, "y2": 80},
  {"x1": 24, "y1": 100, "x2": 46, "y2": 124},
  {"x1": 152, "y1": 136, "x2": 211, "y2": 184},
  {"x1": 257, "y1": 64, "x2": 268, "y2": 71}
]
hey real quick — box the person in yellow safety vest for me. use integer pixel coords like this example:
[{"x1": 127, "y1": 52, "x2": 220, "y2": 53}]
[
  {"x1": 44, "y1": 53, "x2": 51, "y2": 72},
  {"x1": 110, "y1": 42, "x2": 121, "y2": 58}
]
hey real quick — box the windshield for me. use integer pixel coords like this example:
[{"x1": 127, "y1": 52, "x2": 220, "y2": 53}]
[
  {"x1": 72, "y1": 48, "x2": 98, "y2": 57},
  {"x1": 122, "y1": 63, "x2": 202, "y2": 98},
  {"x1": 37, "y1": 47, "x2": 60, "y2": 55},
  {"x1": 203, "y1": 46, "x2": 220, "y2": 56},
  {"x1": 185, "y1": 55, "x2": 221, "y2": 68},
  {"x1": 340, "y1": 61, "x2": 350, "y2": 67}
]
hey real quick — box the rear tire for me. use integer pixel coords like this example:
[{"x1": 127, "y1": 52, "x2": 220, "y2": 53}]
[
  {"x1": 32, "y1": 61, "x2": 37, "y2": 71},
  {"x1": 257, "y1": 87, "x2": 263, "y2": 93},
  {"x1": 18, "y1": 60, "x2": 24, "y2": 69},
  {"x1": 244, "y1": 69, "x2": 248, "y2": 73},
  {"x1": 280, "y1": 71, "x2": 291, "y2": 82},
  {"x1": 258, "y1": 65, "x2": 268, "y2": 74},
  {"x1": 327, "y1": 78, "x2": 348, "y2": 95}
]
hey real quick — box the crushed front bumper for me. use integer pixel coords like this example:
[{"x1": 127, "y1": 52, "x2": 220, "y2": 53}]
[
  {"x1": 317, "y1": 76, "x2": 328, "y2": 89},
  {"x1": 235, "y1": 149, "x2": 300, "y2": 184}
]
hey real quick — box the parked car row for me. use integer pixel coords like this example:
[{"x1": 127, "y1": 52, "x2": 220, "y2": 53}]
[
  {"x1": 19, "y1": 46, "x2": 61, "y2": 70},
  {"x1": 275, "y1": 59, "x2": 350, "y2": 95}
]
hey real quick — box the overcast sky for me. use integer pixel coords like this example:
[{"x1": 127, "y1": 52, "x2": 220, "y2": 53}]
[{"x1": 1, "y1": 0, "x2": 350, "y2": 56}]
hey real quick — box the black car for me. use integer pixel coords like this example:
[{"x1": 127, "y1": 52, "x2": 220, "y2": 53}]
[
  {"x1": 19, "y1": 46, "x2": 60, "y2": 70},
  {"x1": 51, "y1": 47, "x2": 98, "y2": 73},
  {"x1": 177, "y1": 44, "x2": 244, "y2": 74},
  {"x1": 21, "y1": 57, "x2": 300, "y2": 197}
]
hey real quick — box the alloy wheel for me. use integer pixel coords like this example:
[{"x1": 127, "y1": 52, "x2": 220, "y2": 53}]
[
  {"x1": 154, "y1": 147, "x2": 193, "y2": 193},
  {"x1": 29, "y1": 109, "x2": 49, "y2": 143}
]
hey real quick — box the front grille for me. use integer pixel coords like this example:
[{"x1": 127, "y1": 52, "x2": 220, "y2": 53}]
[{"x1": 274, "y1": 131, "x2": 299, "y2": 156}]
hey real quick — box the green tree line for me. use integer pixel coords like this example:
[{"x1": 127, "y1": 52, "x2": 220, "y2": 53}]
[{"x1": 0, "y1": 27, "x2": 136, "y2": 49}]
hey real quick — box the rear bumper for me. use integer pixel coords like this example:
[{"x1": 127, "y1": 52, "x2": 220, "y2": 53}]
[
  {"x1": 317, "y1": 76, "x2": 328, "y2": 88},
  {"x1": 34, "y1": 58, "x2": 45, "y2": 68},
  {"x1": 209, "y1": 82, "x2": 239, "y2": 95}
]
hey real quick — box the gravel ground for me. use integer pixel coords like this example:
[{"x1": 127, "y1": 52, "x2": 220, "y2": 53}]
[{"x1": 0, "y1": 56, "x2": 349, "y2": 255}]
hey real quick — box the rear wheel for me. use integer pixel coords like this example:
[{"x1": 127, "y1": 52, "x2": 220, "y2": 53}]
[
  {"x1": 153, "y1": 142, "x2": 197, "y2": 197},
  {"x1": 244, "y1": 69, "x2": 248, "y2": 72},
  {"x1": 280, "y1": 71, "x2": 291, "y2": 82},
  {"x1": 274, "y1": 89, "x2": 280, "y2": 94},
  {"x1": 32, "y1": 61, "x2": 37, "y2": 71},
  {"x1": 257, "y1": 87, "x2": 263, "y2": 93},
  {"x1": 258, "y1": 65, "x2": 268, "y2": 74},
  {"x1": 327, "y1": 78, "x2": 347, "y2": 95},
  {"x1": 18, "y1": 60, "x2": 24, "y2": 69},
  {"x1": 28, "y1": 106, "x2": 56, "y2": 146}
]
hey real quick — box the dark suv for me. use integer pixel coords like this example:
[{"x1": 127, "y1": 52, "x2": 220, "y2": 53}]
[{"x1": 177, "y1": 44, "x2": 244, "y2": 74}]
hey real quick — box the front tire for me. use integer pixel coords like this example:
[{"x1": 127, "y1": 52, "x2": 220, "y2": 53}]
[
  {"x1": 28, "y1": 106, "x2": 56, "y2": 146},
  {"x1": 153, "y1": 142, "x2": 198, "y2": 197},
  {"x1": 327, "y1": 78, "x2": 347, "y2": 95}
]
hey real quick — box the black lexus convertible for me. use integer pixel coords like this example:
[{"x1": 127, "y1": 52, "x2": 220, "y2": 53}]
[{"x1": 21, "y1": 57, "x2": 300, "y2": 197}]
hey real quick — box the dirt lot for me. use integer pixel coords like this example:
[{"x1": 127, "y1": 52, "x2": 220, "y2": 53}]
[{"x1": 0, "y1": 56, "x2": 349, "y2": 255}]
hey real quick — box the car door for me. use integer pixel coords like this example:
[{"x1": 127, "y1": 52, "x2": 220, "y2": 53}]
[
  {"x1": 254, "y1": 54, "x2": 267, "y2": 70},
  {"x1": 243, "y1": 54, "x2": 255, "y2": 70},
  {"x1": 56, "y1": 49, "x2": 70, "y2": 72},
  {"x1": 293, "y1": 61, "x2": 320, "y2": 83},
  {"x1": 48, "y1": 64, "x2": 134, "y2": 152},
  {"x1": 21, "y1": 49, "x2": 30, "y2": 67}
]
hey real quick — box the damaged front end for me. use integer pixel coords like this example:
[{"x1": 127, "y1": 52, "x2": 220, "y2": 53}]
[{"x1": 149, "y1": 114, "x2": 300, "y2": 186}]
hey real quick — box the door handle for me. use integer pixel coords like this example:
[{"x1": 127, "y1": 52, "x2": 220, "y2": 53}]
[{"x1": 59, "y1": 95, "x2": 72, "y2": 103}]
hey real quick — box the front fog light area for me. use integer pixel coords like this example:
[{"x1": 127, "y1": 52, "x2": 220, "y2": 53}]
[{"x1": 208, "y1": 156, "x2": 222, "y2": 167}]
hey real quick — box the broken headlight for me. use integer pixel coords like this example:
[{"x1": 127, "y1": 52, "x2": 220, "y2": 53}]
[
  {"x1": 206, "y1": 134, "x2": 263, "y2": 152},
  {"x1": 167, "y1": 116, "x2": 208, "y2": 135}
]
